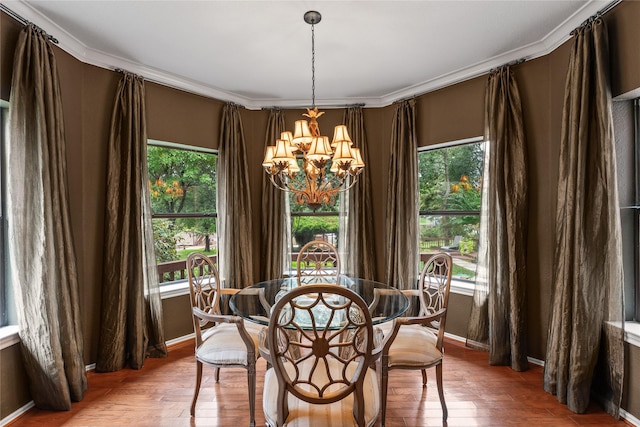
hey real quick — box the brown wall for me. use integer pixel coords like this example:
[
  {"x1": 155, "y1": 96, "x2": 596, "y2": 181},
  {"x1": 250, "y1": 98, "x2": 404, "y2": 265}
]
[
  {"x1": 161, "y1": 295, "x2": 193, "y2": 342},
  {"x1": 2, "y1": 0, "x2": 640, "y2": 422},
  {"x1": 623, "y1": 342, "x2": 640, "y2": 418}
]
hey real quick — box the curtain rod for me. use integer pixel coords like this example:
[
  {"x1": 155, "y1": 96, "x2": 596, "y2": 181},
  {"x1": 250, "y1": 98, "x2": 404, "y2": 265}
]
[
  {"x1": 261, "y1": 103, "x2": 365, "y2": 111},
  {"x1": 0, "y1": 4, "x2": 58, "y2": 44},
  {"x1": 490, "y1": 57, "x2": 526, "y2": 73},
  {"x1": 574, "y1": 0, "x2": 621, "y2": 32}
]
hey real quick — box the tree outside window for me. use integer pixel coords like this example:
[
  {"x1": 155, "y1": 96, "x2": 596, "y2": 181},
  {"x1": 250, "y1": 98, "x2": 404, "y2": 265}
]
[
  {"x1": 418, "y1": 140, "x2": 484, "y2": 281},
  {"x1": 147, "y1": 143, "x2": 217, "y2": 283}
]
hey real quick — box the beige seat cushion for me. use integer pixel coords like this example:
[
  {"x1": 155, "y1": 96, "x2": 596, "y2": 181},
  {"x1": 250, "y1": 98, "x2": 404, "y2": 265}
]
[
  {"x1": 386, "y1": 324, "x2": 442, "y2": 368},
  {"x1": 197, "y1": 322, "x2": 263, "y2": 366},
  {"x1": 263, "y1": 358, "x2": 380, "y2": 427}
]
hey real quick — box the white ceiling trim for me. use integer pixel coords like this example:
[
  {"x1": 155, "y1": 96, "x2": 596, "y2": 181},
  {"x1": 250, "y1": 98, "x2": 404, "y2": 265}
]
[{"x1": 4, "y1": 0, "x2": 617, "y2": 110}]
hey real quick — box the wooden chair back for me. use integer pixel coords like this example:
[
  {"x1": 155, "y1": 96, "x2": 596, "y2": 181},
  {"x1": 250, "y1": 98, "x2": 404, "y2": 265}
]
[
  {"x1": 267, "y1": 284, "x2": 374, "y2": 426},
  {"x1": 296, "y1": 240, "x2": 341, "y2": 285}
]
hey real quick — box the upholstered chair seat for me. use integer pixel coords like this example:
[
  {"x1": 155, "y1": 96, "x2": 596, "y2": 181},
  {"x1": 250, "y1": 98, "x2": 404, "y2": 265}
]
[
  {"x1": 197, "y1": 322, "x2": 262, "y2": 366},
  {"x1": 263, "y1": 358, "x2": 380, "y2": 427},
  {"x1": 383, "y1": 325, "x2": 441, "y2": 368}
]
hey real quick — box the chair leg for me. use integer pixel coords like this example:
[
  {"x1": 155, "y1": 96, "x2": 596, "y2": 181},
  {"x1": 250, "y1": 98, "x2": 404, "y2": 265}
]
[
  {"x1": 421, "y1": 369, "x2": 427, "y2": 387},
  {"x1": 248, "y1": 362, "x2": 256, "y2": 427},
  {"x1": 379, "y1": 360, "x2": 389, "y2": 427},
  {"x1": 436, "y1": 364, "x2": 448, "y2": 423},
  {"x1": 214, "y1": 366, "x2": 220, "y2": 382},
  {"x1": 190, "y1": 361, "x2": 203, "y2": 416}
]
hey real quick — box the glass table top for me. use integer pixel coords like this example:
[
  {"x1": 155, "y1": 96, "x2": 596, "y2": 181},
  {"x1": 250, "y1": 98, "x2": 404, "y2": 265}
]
[{"x1": 229, "y1": 276, "x2": 409, "y2": 326}]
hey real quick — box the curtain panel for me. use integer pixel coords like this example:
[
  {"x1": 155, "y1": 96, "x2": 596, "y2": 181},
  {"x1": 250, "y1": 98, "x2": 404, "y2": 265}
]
[
  {"x1": 385, "y1": 100, "x2": 419, "y2": 290},
  {"x1": 543, "y1": 18, "x2": 624, "y2": 417},
  {"x1": 97, "y1": 72, "x2": 167, "y2": 372},
  {"x1": 341, "y1": 107, "x2": 376, "y2": 280},
  {"x1": 467, "y1": 66, "x2": 529, "y2": 371},
  {"x1": 260, "y1": 109, "x2": 288, "y2": 280},
  {"x1": 218, "y1": 103, "x2": 254, "y2": 288},
  {"x1": 7, "y1": 23, "x2": 87, "y2": 409}
]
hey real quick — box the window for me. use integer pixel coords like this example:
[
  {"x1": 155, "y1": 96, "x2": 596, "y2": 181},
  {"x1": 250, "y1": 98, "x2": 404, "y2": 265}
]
[
  {"x1": 288, "y1": 160, "x2": 340, "y2": 271},
  {"x1": 147, "y1": 141, "x2": 217, "y2": 284},
  {"x1": 418, "y1": 137, "x2": 485, "y2": 283},
  {"x1": 616, "y1": 98, "x2": 640, "y2": 321},
  {"x1": 1, "y1": 104, "x2": 8, "y2": 326}
]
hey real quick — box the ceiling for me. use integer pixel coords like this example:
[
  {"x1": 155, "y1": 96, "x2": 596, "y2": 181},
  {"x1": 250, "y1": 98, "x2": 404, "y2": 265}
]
[{"x1": 3, "y1": 0, "x2": 616, "y2": 109}]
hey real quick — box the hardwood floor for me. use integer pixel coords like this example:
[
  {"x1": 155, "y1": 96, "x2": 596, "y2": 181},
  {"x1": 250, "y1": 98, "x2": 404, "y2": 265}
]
[{"x1": 8, "y1": 338, "x2": 631, "y2": 427}]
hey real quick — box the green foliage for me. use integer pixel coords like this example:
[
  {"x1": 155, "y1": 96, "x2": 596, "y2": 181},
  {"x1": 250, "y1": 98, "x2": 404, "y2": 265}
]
[
  {"x1": 147, "y1": 145, "x2": 217, "y2": 215},
  {"x1": 147, "y1": 145, "x2": 218, "y2": 258},
  {"x1": 177, "y1": 248, "x2": 217, "y2": 258},
  {"x1": 419, "y1": 143, "x2": 483, "y2": 212},
  {"x1": 291, "y1": 216, "x2": 339, "y2": 248},
  {"x1": 459, "y1": 238, "x2": 476, "y2": 256},
  {"x1": 418, "y1": 142, "x2": 484, "y2": 257},
  {"x1": 152, "y1": 219, "x2": 179, "y2": 262}
]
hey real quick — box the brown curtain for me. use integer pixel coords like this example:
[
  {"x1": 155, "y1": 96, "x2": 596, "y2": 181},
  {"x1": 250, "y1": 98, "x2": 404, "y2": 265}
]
[
  {"x1": 385, "y1": 100, "x2": 419, "y2": 290},
  {"x1": 341, "y1": 106, "x2": 376, "y2": 280},
  {"x1": 467, "y1": 66, "x2": 529, "y2": 371},
  {"x1": 97, "y1": 72, "x2": 167, "y2": 372},
  {"x1": 218, "y1": 103, "x2": 254, "y2": 288},
  {"x1": 543, "y1": 18, "x2": 624, "y2": 417},
  {"x1": 7, "y1": 24, "x2": 87, "y2": 409},
  {"x1": 260, "y1": 109, "x2": 288, "y2": 280}
]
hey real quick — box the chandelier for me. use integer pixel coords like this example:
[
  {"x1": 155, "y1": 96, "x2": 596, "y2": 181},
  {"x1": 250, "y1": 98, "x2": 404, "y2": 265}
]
[{"x1": 262, "y1": 10, "x2": 365, "y2": 211}]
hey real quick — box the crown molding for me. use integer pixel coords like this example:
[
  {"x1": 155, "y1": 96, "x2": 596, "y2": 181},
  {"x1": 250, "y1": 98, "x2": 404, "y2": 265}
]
[{"x1": 3, "y1": 0, "x2": 617, "y2": 110}]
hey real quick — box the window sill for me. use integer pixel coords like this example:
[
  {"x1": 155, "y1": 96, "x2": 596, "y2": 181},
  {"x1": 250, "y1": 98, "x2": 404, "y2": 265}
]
[
  {"x1": 450, "y1": 279, "x2": 475, "y2": 297},
  {"x1": 160, "y1": 280, "x2": 190, "y2": 300},
  {"x1": 607, "y1": 321, "x2": 640, "y2": 347},
  {"x1": 623, "y1": 322, "x2": 640, "y2": 348},
  {"x1": 0, "y1": 325, "x2": 20, "y2": 350}
]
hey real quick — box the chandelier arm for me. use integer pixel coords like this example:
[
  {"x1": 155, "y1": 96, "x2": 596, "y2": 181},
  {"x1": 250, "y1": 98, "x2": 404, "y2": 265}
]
[
  {"x1": 336, "y1": 176, "x2": 361, "y2": 193},
  {"x1": 269, "y1": 174, "x2": 292, "y2": 192}
]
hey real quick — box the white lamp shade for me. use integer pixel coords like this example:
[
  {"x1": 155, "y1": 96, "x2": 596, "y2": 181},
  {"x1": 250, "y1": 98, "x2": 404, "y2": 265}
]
[
  {"x1": 332, "y1": 140, "x2": 355, "y2": 163},
  {"x1": 280, "y1": 131, "x2": 293, "y2": 144},
  {"x1": 307, "y1": 136, "x2": 332, "y2": 161},
  {"x1": 272, "y1": 139, "x2": 295, "y2": 162},
  {"x1": 262, "y1": 145, "x2": 275, "y2": 168},
  {"x1": 331, "y1": 125, "x2": 353, "y2": 148},
  {"x1": 292, "y1": 120, "x2": 313, "y2": 146},
  {"x1": 349, "y1": 147, "x2": 365, "y2": 173},
  {"x1": 288, "y1": 158, "x2": 300, "y2": 175}
]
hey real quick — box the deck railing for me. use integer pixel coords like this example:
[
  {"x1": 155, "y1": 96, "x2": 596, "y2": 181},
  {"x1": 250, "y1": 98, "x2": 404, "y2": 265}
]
[
  {"x1": 157, "y1": 246, "x2": 469, "y2": 284},
  {"x1": 157, "y1": 255, "x2": 218, "y2": 283}
]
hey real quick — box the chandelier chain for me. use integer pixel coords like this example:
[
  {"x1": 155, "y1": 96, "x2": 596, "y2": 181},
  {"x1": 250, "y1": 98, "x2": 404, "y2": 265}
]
[{"x1": 311, "y1": 22, "x2": 316, "y2": 108}]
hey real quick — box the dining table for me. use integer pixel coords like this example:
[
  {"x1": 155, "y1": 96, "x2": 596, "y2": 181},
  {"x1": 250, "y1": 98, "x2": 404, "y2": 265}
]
[{"x1": 229, "y1": 276, "x2": 410, "y2": 327}]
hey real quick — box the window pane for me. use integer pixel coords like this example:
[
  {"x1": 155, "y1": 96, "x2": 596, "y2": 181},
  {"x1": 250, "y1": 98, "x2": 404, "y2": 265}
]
[
  {"x1": 420, "y1": 214, "x2": 479, "y2": 281},
  {"x1": 147, "y1": 143, "x2": 218, "y2": 284},
  {"x1": 153, "y1": 217, "x2": 218, "y2": 283},
  {"x1": 147, "y1": 145, "x2": 217, "y2": 215},
  {"x1": 419, "y1": 143, "x2": 483, "y2": 212},
  {"x1": 290, "y1": 214, "x2": 339, "y2": 268},
  {"x1": 1, "y1": 106, "x2": 6, "y2": 326},
  {"x1": 418, "y1": 140, "x2": 484, "y2": 283}
]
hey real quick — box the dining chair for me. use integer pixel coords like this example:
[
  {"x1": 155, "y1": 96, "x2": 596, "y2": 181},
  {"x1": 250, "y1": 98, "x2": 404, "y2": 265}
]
[
  {"x1": 296, "y1": 240, "x2": 341, "y2": 285},
  {"x1": 377, "y1": 252, "x2": 452, "y2": 426},
  {"x1": 186, "y1": 252, "x2": 262, "y2": 427},
  {"x1": 261, "y1": 283, "x2": 380, "y2": 427}
]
